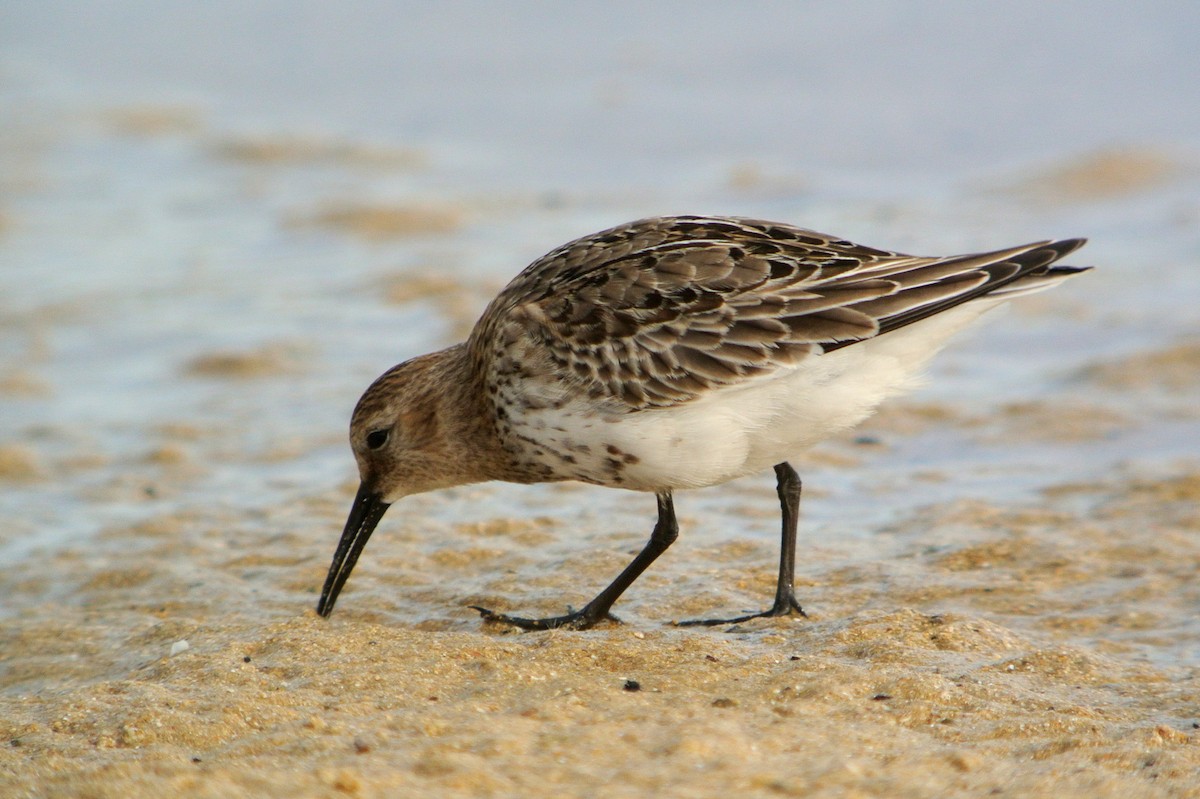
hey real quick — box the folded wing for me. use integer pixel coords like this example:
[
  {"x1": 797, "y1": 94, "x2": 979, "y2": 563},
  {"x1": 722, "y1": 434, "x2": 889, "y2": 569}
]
[{"x1": 471, "y1": 216, "x2": 1087, "y2": 410}]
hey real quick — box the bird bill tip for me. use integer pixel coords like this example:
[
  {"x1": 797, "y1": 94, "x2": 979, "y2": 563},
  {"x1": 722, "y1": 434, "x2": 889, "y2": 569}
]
[{"x1": 315, "y1": 483, "x2": 391, "y2": 618}]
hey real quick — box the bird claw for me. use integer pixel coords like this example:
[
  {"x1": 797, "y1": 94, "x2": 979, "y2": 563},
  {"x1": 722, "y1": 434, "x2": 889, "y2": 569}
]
[
  {"x1": 470, "y1": 604, "x2": 619, "y2": 631},
  {"x1": 674, "y1": 596, "x2": 808, "y2": 627}
]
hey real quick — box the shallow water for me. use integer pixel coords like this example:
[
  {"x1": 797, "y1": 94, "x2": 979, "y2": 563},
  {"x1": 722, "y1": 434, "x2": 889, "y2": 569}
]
[{"x1": 2, "y1": 3, "x2": 1199, "y2": 796}]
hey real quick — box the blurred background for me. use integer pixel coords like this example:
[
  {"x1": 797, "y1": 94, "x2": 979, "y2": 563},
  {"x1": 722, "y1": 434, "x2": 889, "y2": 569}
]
[{"x1": 1, "y1": 1, "x2": 1197, "y2": 584}]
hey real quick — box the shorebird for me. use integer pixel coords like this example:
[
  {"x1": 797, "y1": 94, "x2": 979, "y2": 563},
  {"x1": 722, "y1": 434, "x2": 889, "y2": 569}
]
[{"x1": 316, "y1": 215, "x2": 1088, "y2": 630}]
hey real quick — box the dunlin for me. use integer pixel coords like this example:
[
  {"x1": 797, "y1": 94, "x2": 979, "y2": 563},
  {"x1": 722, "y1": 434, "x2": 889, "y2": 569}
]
[{"x1": 316, "y1": 215, "x2": 1088, "y2": 629}]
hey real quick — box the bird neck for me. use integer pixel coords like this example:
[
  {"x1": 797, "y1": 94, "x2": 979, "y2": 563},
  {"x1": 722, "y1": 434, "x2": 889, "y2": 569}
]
[{"x1": 422, "y1": 342, "x2": 515, "y2": 487}]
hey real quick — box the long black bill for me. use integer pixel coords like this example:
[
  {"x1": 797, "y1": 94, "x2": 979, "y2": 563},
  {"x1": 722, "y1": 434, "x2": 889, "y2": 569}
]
[{"x1": 316, "y1": 482, "x2": 390, "y2": 618}]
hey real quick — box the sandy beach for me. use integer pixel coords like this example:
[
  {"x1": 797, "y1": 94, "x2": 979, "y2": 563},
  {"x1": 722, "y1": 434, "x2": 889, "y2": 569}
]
[
  {"x1": 4, "y1": 322, "x2": 1199, "y2": 796},
  {"x1": 3, "y1": 3, "x2": 1199, "y2": 796},
  {"x1": 2, "y1": 416, "x2": 1198, "y2": 797}
]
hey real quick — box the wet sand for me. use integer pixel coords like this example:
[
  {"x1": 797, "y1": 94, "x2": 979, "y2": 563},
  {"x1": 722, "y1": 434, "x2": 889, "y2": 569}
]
[{"x1": 2, "y1": 408, "x2": 1197, "y2": 797}]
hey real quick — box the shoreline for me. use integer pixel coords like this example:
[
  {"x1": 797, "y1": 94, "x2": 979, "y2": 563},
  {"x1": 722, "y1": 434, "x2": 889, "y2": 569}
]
[{"x1": 3, "y1": 465, "x2": 1197, "y2": 797}]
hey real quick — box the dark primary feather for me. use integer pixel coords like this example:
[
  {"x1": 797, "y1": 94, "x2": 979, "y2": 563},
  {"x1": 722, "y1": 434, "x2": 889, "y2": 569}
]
[{"x1": 468, "y1": 216, "x2": 1087, "y2": 410}]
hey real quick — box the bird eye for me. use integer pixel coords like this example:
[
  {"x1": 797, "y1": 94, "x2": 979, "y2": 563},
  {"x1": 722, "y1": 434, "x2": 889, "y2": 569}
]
[{"x1": 365, "y1": 429, "x2": 389, "y2": 450}]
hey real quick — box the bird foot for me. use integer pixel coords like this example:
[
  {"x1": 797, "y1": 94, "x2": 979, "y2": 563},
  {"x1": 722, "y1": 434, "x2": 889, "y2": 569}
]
[
  {"x1": 470, "y1": 604, "x2": 620, "y2": 631},
  {"x1": 675, "y1": 595, "x2": 807, "y2": 627}
]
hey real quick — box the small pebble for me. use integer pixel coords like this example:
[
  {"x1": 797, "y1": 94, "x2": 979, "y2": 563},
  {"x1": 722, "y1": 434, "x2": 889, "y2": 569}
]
[
  {"x1": 169, "y1": 640, "x2": 190, "y2": 656},
  {"x1": 623, "y1": 679, "x2": 641, "y2": 692}
]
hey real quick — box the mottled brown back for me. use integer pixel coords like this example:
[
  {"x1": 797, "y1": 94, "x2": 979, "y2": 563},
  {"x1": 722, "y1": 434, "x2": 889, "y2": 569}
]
[{"x1": 468, "y1": 216, "x2": 1086, "y2": 410}]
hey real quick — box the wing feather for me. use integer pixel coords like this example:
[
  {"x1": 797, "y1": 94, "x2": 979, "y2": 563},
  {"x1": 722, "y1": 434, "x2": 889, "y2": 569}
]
[{"x1": 468, "y1": 216, "x2": 1088, "y2": 410}]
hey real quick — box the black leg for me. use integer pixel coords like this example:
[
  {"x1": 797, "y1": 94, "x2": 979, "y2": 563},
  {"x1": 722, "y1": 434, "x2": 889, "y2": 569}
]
[
  {"x1": 677, "y1": 461, "x2": 808, "y2": 626},
  {"x1": 473, "y1": 491, "x2": 679, "y2": 630}
]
